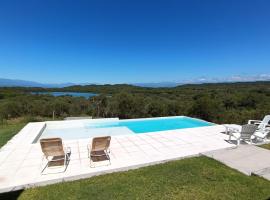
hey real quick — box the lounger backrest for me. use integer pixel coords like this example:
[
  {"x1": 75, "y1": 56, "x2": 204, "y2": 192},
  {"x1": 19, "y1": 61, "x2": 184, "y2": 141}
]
[
  {"x1": 91, "y1": 136, "x2": 111, "y2": 152},
  {"x1": 259, "y1": 115, "x2": 270, "y2": 129},
  {"x1": 241, "y1": 124, "x2": 257, "y2": 139},
  {"x1": 40, "y1": 138, "x2": 64, "y2": 157}
]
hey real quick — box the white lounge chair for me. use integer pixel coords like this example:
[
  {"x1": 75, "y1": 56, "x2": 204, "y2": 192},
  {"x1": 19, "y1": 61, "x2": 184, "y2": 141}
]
[
  {"x1": 253, "y1": 127, "x2": 270, "y2": 142},
  {"x1": 248, "y1": 115, "x2": 270, "y2": 130},
  {"x1": 229, "y1": 124, "x2": 257, "y2": 145}
]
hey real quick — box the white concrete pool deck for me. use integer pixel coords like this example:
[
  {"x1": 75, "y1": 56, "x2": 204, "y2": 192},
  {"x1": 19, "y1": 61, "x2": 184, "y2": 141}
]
[{"x1": 0, "y1": 122, "x2": 235, "y2": 193}]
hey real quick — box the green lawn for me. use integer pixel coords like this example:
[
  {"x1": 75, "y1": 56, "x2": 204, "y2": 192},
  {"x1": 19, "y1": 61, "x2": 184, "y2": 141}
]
[
  {"x1": 259, "y1": 143, "x2": 270, "y2": 150},
  {"x1": 0, "y1": 122, "x2": 26, "y2": 147},
  {"x1": 0, "y1": 116, "x2": 53, "y2": 148},
  {"x1": 1, "y1": 156, "x2": 270, "y2": 200}
]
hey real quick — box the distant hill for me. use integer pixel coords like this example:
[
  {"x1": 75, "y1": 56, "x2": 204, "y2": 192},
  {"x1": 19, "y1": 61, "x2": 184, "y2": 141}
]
[
  {"x1": 0, "y1": 78, "x2": 181, "y2": 88},
  {"x1": 133, "y1": 82, "x2": 181, "y2": 88},
  {"x1": 0, "y1": 78, "x2": 77, "y2": 88},
  {"x1": 1, "y1": 75, "x2": 270, "y2": 88}
]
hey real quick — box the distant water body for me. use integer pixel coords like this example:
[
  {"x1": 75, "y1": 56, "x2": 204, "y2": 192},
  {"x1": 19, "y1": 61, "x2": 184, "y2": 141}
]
[{"x1": 32, "y1": 92, "x2": 98, "y2": 98}]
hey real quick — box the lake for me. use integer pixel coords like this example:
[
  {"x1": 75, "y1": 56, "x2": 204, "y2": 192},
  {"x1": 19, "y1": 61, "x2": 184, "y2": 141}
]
[{"x1": 32, "y1": 92, "x2": 98, "y2": 98}]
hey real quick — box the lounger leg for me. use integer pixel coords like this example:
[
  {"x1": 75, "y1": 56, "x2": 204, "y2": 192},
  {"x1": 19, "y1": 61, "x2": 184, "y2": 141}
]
[
  {"x1": 106, "y1": 150, "x2": 111, "y2": 166},
  {"x1": 107, "y1": 155, "x2": 111, "y2": 165},
  {"x1": 87, "y1": 145, "x2": 90, "y2": 158},
  {"x1": 63, "y1": 155, "x2": 68, "y2": 172},
  {"x1": 41, "y1": 160, "x2": 49, "y2": 174},
  {"x1": 90, "y1": 157, "x2": 95, "y2": 168}
]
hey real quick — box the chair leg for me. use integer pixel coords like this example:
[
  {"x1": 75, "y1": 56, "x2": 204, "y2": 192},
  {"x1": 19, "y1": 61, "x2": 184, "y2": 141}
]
[
  {"x1": 87, "y1": 145, "x2": 90, "y2": 158},
  {"x1": 106, "y1": 151, "x2": 111, "y2": 165},
  {"x1": 89, "y1": 153, "x2": 111, "y2": 168},
  {"x1": 41, "y1": 160, "x2": 49, "y2": 174},
  {"x1": 89, "y1": 156, "x2": 95, "y2": 168},
  {"x1": 63, "y1": 155, "x2": 68, "y2": 172},
  {"x1": 65, "y1": 153, "x2": 70, "y2": 165}
]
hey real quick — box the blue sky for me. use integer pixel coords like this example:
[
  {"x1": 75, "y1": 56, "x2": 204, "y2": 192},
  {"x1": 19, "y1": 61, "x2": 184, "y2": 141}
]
[{"x1": 0, "y1": 0, "x2": 270, "y2": 84}]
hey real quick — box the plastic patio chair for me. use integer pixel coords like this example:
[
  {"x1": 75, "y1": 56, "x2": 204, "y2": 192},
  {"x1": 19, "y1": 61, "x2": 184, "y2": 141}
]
[
  {"x1": 229, "y1": 124, "x2": 257, "y2": 145},
  {"x1": 248, "y1": 115, "x2": 270, "y2": 130}
]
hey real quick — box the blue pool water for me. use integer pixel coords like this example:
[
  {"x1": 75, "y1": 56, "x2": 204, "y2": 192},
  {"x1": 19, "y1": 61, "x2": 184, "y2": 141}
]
[
  {"x1": 85, "y1": 117, "x2": 212, "y2": 134},
  {"x1": 40, "y1": 116, "x2": 213, "y2": 141}
]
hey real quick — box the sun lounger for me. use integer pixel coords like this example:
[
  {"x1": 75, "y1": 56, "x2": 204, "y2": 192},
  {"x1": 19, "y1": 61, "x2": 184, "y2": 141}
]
[
  {"x1": 248, "y1": 115, "x2": 270, "y2": 142},
  {"x1": 88, "y1": 136, "x2": 111, "y2": 167},
  {"x1": 248, "y1": 115, "x2": 270, "y2": 129},
  {"x1": 253, "y1": 127, "x2": 270, "y2": 142},
  {"x1": 40, "y1": 138, "x2": 71, "y2": 173}
]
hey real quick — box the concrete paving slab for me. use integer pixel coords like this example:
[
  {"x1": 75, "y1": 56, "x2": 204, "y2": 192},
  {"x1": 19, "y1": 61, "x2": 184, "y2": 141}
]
[
  {"x1": 0, "y1": 121, "x2": 235, "y2": 193},
  {"x1": 203, "y1": 145, "x2": 270, "y2": 178}
]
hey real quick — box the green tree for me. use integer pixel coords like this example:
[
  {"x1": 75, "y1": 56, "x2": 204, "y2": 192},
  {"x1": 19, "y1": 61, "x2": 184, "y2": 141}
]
[{"x1": 189, "y1": 95, "x2": 223, "y2": 122}]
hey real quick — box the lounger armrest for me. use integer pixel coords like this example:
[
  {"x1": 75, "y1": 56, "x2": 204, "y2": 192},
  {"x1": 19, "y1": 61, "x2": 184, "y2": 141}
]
[
  {"x1": 87, "y1": 143, "x2": 91, "y2": 151},
  {"x1": 87, "y1": 144, "x2": 92, "y2": 157},
  {"x1": 64, "y1": 146, "x2": 71, "y2": 153},
  {"x1": 64, "y1": 147, "x2": 71, "y2": 160},
  {"x1": 264, "y1": 127, "x2": 270, "y2": 132},
  {"x1": 258, "y1": 123, "x2": 270, "y2": 129},
  {"x1": 228, "y1": 130, "x2": 241, "y2": 141},
  {"x1": 248, "y1": 120, "x2": 261, "y2": 124},
  {"x1": 231, "y1": 130, "x2": 241, "y2": 135},
  {"x1": 223, "y1": 125, "x2": 241, "y2": 135}
]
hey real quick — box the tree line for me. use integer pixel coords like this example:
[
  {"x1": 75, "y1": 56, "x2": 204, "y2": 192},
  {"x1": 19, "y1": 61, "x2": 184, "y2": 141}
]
[{"x1": 0, "y1": 81, "x2": 270, "y2": 124}]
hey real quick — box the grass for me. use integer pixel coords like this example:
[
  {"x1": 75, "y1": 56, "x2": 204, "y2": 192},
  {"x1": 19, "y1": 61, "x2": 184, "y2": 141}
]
[
  {"x1": 1, "y1": 156, "x2": 270, "y2": 200},
  {"x1": 259, "y1": 143, "x2": 270, "y2": 150},
  {"x1": 0, "y1": 122, "x2": 26, "y2": 147},
  {"x1": 0, "y1": 116, "x2": 55, "y2": 148}
]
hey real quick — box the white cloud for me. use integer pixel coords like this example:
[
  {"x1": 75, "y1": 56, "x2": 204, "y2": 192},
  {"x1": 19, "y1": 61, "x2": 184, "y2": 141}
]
[{"x1": 179, "y1": 74, "x2": 270, "y2": 84}]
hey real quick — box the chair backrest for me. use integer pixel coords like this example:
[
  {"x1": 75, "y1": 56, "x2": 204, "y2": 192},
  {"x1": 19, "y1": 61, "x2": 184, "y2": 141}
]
[
  {"x1": 259, "y1": 115, "x2": 270, "y2": 129},
  {"x1": 40, "y1": 138, "x2": 64, "y2": 157},
  {"x1": 241, "y1": 124, "x2": 257, "y2": 139},
  {"x1": 91, "y1": 136, "x2": 111, "y2": 152}
]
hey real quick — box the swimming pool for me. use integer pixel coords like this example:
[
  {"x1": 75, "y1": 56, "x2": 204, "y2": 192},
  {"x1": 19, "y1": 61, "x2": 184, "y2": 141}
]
[
  {"x1": 85, "y1": 117, "x2": 212, "y2": 133},
  {"x1": 39, "y1": 117, "x2": 213, "y2": 141}
]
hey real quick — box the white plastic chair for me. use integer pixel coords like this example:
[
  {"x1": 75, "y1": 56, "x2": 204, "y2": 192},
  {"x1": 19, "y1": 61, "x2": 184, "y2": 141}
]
[
  {"x1": 229, "y1": 124, "x2": 257, "y2": 145},
  {"x1": 248, "y1": 115, "x2": 270, "y2": 130}
]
